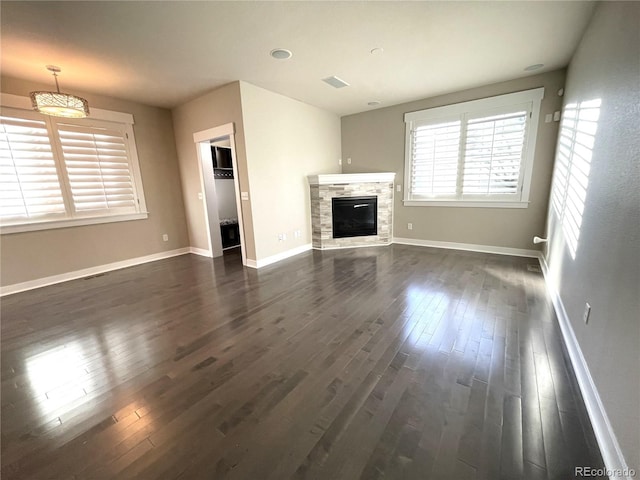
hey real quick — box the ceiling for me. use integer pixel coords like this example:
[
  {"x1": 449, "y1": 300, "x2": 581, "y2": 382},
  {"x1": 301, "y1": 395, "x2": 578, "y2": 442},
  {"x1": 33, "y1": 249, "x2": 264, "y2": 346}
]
[{"x1": 1, "y1": 1, "x2": 596, "y2": 117}]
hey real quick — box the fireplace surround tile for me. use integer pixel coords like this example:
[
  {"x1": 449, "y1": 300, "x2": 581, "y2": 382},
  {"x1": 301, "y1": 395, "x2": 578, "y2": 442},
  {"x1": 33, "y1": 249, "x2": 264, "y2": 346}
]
[{"x1": 308, "y1": 173, "x2": 395, "y2": 249}]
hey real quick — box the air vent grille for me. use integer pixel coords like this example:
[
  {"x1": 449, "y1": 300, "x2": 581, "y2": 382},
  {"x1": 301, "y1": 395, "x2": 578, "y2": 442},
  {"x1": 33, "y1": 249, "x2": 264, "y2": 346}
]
[{"x1": 322, "y1": 76, "x2": 350, "y2": 89}]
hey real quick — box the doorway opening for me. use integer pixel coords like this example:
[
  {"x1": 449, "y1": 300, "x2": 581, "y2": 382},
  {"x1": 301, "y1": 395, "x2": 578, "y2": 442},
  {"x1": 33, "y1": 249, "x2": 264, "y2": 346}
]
[{"x1": 195, "y1": 123, "x2": 246, "y2": 266}]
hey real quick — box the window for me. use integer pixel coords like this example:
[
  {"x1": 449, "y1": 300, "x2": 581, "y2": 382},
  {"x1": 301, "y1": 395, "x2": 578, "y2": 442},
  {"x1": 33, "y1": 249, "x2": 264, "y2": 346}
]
[
  {"x1": 1, "y1": 104, "x2": 147, "y2": 233},
  {"x1": 404, "y1": 88, "x2": 544, "y2": 207}
]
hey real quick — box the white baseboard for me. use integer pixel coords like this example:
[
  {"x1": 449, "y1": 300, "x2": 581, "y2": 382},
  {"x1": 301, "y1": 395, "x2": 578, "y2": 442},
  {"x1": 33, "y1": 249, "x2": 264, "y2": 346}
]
[
  {"x1": 538, "y1": 255, "x2": 631, "y2": 479},
  {"x1": 1, "y1": 248, "x2": 190, "y2": 296},
  {"x1": 246, "y1": 243, "x2": 312, "y2": 269},
  {"x1": 189, "y1": 246, "x2": 213, "y2": 257},
  {"x1": 392, "y1": 237, "x2": 540, "y2": 258}
]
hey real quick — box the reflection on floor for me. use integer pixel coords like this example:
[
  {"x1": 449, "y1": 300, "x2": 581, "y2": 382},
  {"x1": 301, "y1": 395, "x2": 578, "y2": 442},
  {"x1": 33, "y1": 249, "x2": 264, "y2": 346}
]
[{"x1": 0, "y1": 245, "x2": 605, "y2": 479}]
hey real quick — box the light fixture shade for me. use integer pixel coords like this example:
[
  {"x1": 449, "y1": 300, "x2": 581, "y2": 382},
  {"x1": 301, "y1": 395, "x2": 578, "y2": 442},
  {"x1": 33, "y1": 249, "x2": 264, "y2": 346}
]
[{"x1": 30, "y1": 91, "x2": 89, "y2": 118}]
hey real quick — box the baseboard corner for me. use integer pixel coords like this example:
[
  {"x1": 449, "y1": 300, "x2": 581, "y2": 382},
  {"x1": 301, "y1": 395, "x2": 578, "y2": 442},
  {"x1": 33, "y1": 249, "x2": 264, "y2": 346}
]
[{"x1": 252, "y1": 243, "x2": 312, "y2": 268}]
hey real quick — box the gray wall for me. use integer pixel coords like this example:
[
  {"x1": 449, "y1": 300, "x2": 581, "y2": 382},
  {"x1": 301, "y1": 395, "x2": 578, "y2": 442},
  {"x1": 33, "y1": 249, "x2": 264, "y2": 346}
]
[
  {"x1": 341, "y1": 70, "x2": 566, "y2": 251},
  {"x1": 238, "y1": 82, "x2": 341, "y2": 261},
  {"x1": 544, "y1": 2, "x2": 640, "y2": 471},
  {"x1": 171, "y1": 82, "x2": 257, "y2": 259},
  {"x1": 1, "y1": 76, "x2": 189, "y2": 287},
  {"x1": 171, "y1": 81, "x2": 341, "y2": 263}
]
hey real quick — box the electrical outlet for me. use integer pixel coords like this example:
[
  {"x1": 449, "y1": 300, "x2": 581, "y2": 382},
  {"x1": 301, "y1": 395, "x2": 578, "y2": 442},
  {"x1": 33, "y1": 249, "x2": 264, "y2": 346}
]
[
  {"x1": 407, "y1": 223, "x2": 413, "y2": 230},
  {"x1": 197, "y1": 192, "x2": 203, "y2": 200},
  {"x1": 278, "y1": 233, "x2": 286, "y2": 242},
  {"x1": 347, "y1": 158, "x2": 352, "y2": 164},
  {"x1": 396, "y1": 184, "x2": 402, "y2": 192},
  {"x1": 162, "y1": 234, "x2": 169, "y2": 242},
  {"x1": 294, "y1": 230, "x2": 301, "y2": 239},
  {"x1": 583, "y1": 303, "x2": 591, "y2": 324},
  {"x1": 338, "y1": 158, "x2": 342, "y2": 165}
]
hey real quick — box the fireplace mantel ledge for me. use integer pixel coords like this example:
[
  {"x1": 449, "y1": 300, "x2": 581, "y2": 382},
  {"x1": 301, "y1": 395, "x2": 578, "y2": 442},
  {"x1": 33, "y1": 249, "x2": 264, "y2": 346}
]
[{"x1": 307, "y1": 172, "x2": 395, "y2": 185}]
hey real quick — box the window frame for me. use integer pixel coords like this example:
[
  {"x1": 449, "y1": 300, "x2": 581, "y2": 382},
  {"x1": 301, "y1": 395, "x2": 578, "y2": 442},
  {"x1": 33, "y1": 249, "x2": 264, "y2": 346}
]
[
  {"x1": 1, "y1": 94, "x2": 148, "y2": 234},
  {"x1": 403, "y1": 87, "x2": 544, "y2": 208}
]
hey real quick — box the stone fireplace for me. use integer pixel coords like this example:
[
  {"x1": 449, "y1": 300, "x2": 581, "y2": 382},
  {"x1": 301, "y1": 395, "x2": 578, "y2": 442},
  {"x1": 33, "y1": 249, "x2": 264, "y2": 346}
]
[{"x1": 307, "y1": 173, "x2": 395, "y2": 249}]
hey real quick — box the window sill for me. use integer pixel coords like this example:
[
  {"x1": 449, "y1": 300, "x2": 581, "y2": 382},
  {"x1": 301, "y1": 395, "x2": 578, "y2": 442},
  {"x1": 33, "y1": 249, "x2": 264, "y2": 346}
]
[
  {"x1": 403, "y1": 200, "x2": 529, "y2": 209},
  {"x1": 0, "y1": 212, "x2": 149, "y2": 235}
]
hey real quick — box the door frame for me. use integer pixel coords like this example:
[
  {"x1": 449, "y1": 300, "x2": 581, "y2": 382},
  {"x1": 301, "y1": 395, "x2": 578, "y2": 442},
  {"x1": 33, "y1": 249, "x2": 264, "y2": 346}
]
[{"x1": 193, "y1": 122, "x2": 247, "y2": 266}]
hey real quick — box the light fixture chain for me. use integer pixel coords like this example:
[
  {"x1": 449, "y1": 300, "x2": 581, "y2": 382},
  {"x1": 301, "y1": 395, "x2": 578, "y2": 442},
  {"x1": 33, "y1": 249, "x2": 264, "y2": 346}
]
[{"x1": 53, "y1": 72, "x2": 61, "y2": 93}]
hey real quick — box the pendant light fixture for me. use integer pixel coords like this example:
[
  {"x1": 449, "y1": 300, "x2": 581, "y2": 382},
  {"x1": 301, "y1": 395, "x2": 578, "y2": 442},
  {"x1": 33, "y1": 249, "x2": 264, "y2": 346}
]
[{"x1": 30, "y1": 65, "x2": 89, "y2": 118}]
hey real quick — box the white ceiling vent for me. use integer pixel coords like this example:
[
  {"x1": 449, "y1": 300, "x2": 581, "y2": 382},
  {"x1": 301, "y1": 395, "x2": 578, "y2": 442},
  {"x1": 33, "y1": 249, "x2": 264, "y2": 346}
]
[{"x1": 322, "y1": 76, "x2": 350, "y2": 89}]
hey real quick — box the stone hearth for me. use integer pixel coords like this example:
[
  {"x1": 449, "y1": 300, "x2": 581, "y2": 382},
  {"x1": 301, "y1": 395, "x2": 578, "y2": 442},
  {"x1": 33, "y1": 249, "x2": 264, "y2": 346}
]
[{"x1": 308, "y1": 173, "x2": 395, "y2": 249}]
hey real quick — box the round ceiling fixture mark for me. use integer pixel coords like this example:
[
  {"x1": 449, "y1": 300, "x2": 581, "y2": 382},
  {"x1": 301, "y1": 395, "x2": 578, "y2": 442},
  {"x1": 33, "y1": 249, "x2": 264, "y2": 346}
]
[
  {"x1": 368, "y1": 100, "x2": 381, "y2": 106},
  {"x1": 524, "y1": 63, "x2": 544, "y2": 71},
  {"x1": 270, "y1": 48, "x2": 293, "y2": 60},
  {"x1": 370, "y1": 47, "x2": 384, "y2": 55}
]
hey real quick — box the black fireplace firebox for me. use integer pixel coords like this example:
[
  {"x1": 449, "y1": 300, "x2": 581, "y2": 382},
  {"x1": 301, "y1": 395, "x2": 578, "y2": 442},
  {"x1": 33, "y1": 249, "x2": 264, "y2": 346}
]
[{"x1": 332, "y1": 196, "x2": 378, "y2": 238}]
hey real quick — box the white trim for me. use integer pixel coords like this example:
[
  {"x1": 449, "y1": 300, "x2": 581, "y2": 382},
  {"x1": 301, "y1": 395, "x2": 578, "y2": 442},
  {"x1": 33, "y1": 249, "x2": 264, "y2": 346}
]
[
  {"x1": 1, "y1": 93, "x2": 134, "y2": 124},
  {"x1": 538, "y1": 255, "x2": 632, "y2": 479},
  {"x1": 189, "y1": 246, "x2": 213, "y2": 257},
  {"x1": 193, "y1": 122, "x2": 235, "y2": 144},
  {"x1": 228, "y1": 133, "x2": 247, "y2": 266},
  {"x1": 192, "y1": 123, "x2": 247, "y2": 267},
  {"x1": 404, "y1": 87, "x2": 545, "y2": 122},
  {"x1": 403, "y1": 200, "x2": 529, "y2": 208},
  {"x1": 246, "y1": 244, "x2": 312, "y2": 269},
  {"x1": 519, "y1": 92, "x2": 543, "y2": 203},
  {"x1": 245, "y1": 258, "x2": 258, "y2": 269},
  {"x1": 197, "y1": 142, "x2": 223, "y2": 258},
  {"x1": 0, "y1": 248, "x2": 190, "y2": 296},
  {"x1": 307, "y1": 172, "x2": 395, "y2": 185},
  {"x1": 1, "y1": 212, "x2": 149, "y2": 235},
  {"x1": 392, "y1": 237, "x2": 539, "y2": 258}
]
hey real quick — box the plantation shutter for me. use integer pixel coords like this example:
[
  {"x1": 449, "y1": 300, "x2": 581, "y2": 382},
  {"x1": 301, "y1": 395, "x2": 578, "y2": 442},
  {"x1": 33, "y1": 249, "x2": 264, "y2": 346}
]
[
  {"x1": 404, "y1": 87, "x2": 542, "y2": 206},
  {"x1": 56, "y1": 122, "x2": 138, "y2": 215},
  {"x1": 0, "y1": 113, "x2": 66, "y2": 221},
  {"x1": 410, "y1": 120, "x2": 460, "y2": 197},
  {"x1": 462, "y1": 111, "x2": 527, "y2": 196}
]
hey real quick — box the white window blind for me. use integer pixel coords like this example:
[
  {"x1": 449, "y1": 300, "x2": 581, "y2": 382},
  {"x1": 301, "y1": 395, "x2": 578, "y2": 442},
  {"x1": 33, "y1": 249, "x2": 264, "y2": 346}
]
[
  {"x1": 0, "y1": 106, "x2": 147, "y2": 233},
  {"x1": 410, "y1": 120, "x2": 460, "y2": 197},
  {"x1": 462, "y1": 111, "x2": 527, "y2": 195},
  {"x1": 404, "y1": 88, "x2": 543, "y2": 207},
  {"x1": 0, "y1": 113, "x2": 66, "y2": 221},
  {"x1": 57, "y1": 122, "x2": 137, "y2": 215}
]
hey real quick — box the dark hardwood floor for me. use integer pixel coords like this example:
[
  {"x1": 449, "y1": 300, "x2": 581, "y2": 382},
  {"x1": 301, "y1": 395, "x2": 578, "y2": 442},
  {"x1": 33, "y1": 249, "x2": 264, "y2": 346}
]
[{"x1": 1, "y1": 245, "x2": 605, "y2": 479}]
